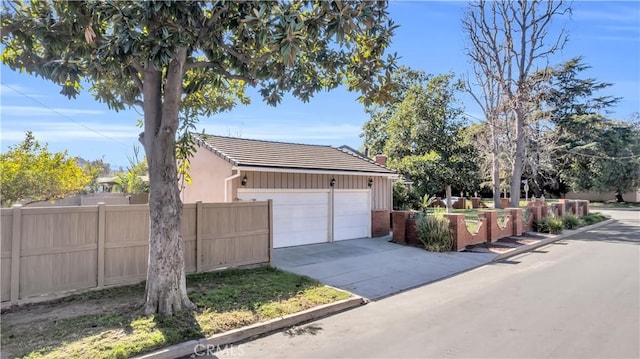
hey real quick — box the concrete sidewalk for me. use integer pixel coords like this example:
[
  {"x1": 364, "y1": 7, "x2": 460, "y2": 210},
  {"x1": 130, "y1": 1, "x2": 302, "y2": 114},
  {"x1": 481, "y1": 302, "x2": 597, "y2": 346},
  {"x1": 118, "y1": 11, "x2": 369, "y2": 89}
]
[{"x1": 273, "y1": 236, "x2": 496, "y2": 300}]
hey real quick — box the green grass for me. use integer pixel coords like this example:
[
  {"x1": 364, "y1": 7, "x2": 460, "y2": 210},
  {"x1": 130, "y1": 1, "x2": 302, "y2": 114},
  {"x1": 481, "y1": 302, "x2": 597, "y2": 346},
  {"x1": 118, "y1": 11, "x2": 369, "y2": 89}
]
[
  {"x1": 1, "y1": 267, "x2": 350, "y2": 359},
  {"x1": 581, "y1": 212, "x2": 609, "y2": 225},
  {"x1": 589, "y1": 201, "x2": 640, "y2": 208}
]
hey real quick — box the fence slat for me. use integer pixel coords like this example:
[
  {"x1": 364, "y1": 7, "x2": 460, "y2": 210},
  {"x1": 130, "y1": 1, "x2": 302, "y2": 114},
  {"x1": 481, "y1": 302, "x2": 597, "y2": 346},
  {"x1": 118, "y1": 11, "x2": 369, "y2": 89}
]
[
  {"x1": 10, "y1": 205, "x2": 22, "y2": 304},
  {"x1": 196, "y1": 201, "x2": 203, "y2": 273},
  {"x1": 268, "y1": 199, "x2": 274, "y2": 264},
  {"x1": 97, "y1": 203, "x2": 106, "y2": 288}
]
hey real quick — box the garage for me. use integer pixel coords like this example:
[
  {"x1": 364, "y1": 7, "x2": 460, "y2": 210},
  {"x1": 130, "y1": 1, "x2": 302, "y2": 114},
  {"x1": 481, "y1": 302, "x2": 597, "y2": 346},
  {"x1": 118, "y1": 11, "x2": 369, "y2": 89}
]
[
  {"x1": 183, "y1": 135, "x2": 396, "y2": 248},
  {"x1": 238, "y1": 189, "x2": 371, "y2": 248}
]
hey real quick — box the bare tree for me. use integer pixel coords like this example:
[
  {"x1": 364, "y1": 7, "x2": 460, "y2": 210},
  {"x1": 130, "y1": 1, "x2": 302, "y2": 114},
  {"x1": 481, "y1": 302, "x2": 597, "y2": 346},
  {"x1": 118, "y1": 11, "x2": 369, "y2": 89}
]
[
  {"x1": 463, "y1": 0, "x2": 569, "y2": 207},
  {"x1": 465, "y1": 64, "x2": 505, "y2": 208}
]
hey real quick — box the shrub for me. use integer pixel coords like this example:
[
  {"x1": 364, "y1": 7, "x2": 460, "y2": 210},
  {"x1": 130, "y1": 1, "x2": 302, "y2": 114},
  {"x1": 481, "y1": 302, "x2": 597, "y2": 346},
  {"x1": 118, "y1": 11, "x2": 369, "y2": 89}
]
[
  {"x1": 564, "y1": 214, "x2": 580, "y2": 230},
  {"x1": 535, "y1": 217, "x2": 564, "y2": 234},
  {"x1": 416, "y1": 208, "x2": 452, "y2": 252},
  {"x1": 581, "y1": 212, "x2": 608, "y2": 225},
  {"x1": 547, "y1": 217, "x2": 564, "y2": 234}
]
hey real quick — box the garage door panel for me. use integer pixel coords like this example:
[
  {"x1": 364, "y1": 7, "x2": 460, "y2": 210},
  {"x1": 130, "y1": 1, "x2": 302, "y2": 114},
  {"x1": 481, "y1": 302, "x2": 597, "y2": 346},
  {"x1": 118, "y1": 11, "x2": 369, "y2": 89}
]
[
  {"x1": 334, "y1": 214, "x2": 370, "y2": 227},
  {"x1": 238, "y1": 190, "x2": 329, "y2": 248},
  {"x1": 334, "y1": 191, "x2": 370, "y2": 241},
  {"x1": 274, "y1": 218, "x2": 328, "y2": 232},
  {"x1": 274, "y1": 204, "x2": 327, "y2": 219}
]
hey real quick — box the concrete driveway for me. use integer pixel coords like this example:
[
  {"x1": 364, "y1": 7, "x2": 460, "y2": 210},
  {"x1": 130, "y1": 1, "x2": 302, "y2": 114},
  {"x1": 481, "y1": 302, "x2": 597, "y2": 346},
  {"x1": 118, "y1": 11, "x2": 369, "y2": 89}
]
[{"x1": 273, "y1": 235, "x2": 496, "y2": 300}]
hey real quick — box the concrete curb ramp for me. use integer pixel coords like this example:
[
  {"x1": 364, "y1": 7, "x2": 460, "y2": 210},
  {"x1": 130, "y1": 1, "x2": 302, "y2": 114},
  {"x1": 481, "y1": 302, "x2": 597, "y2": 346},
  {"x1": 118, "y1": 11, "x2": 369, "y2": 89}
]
[
  {"x1": 493, "y1": 218, "x2": 616, "y2": 262},
  {"x1": 133, "y1": 296, "x2": 366, "y2": 359}
]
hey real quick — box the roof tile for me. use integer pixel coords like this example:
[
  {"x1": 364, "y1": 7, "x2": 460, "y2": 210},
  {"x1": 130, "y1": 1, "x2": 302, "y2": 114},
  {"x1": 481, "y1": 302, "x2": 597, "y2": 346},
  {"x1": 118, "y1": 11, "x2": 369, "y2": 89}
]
[{"x1": 194, "y1": 134, "x2": 394, "y2": 174}]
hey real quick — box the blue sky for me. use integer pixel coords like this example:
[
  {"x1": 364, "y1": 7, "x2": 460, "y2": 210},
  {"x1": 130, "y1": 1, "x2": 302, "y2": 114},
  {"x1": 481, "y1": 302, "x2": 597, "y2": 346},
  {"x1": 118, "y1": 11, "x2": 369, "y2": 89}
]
[{"x1": 1, "y1": 1, "x2": 639, "y2": 170}]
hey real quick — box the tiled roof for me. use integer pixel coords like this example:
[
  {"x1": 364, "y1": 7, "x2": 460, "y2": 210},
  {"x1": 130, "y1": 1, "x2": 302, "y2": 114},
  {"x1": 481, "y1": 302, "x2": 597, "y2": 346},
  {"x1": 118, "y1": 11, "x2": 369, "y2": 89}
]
[{"x1": 193, "y1": 134, "x2": 395, "y2": 174}]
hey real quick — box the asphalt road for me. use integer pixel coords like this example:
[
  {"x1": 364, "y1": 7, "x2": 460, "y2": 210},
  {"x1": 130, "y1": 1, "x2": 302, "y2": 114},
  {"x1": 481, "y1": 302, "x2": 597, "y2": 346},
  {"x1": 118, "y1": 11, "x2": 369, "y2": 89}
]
[{"x1": 196, "y1": 209, "x2": 639, "y2": 359}]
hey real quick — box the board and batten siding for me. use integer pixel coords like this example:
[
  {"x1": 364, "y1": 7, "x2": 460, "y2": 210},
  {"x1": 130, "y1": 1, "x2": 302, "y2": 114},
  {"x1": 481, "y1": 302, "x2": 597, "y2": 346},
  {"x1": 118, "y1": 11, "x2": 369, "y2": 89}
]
[{"x1": 236, "y1": 171, "x2": 391, "y2": 211}]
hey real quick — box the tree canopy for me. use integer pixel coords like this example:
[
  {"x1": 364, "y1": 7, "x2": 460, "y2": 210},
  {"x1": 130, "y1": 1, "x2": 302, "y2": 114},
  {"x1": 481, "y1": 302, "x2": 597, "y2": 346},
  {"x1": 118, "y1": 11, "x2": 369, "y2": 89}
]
[
  {"x1": 1, "y1": 0, "x2": 398, "y2": 315},
  {"x1": 362, "y1": 68, "x2": 481, "y2": 210},
  {"x1": 0, "y1": 132, "x2": 89, "y2": 207},
  {"x1": 523, "y1": 57, "x2": 634, "y2": 198}
]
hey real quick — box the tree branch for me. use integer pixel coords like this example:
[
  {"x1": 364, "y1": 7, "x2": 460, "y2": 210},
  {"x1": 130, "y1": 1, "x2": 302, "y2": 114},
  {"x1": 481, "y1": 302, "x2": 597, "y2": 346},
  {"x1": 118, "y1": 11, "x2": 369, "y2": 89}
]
[
  {"x1": 186, "y1": 60, "x2": 255, "y2": 83},
  {"x1": 218, "y1": 41, "x2": 272, "y2": 66},
  {"x1": 128, "y1": 65, "x2": 144, "y2": 93}
]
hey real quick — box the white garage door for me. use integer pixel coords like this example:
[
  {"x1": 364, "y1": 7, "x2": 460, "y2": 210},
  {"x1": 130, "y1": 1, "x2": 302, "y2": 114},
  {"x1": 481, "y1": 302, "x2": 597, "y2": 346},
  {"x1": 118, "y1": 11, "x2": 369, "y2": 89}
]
[
  {"x1": 237, "y1": 190, "x2": 330, "y2": 248},
  {"x1": 333, "y1": 190, "x2": 371, "y2": 241}
]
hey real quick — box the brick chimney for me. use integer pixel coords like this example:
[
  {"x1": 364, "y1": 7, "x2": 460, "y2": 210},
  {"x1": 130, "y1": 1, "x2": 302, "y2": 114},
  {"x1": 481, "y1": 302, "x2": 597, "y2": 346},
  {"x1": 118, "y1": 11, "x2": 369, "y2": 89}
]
[{"x1": 374, "y1": 154, "x2": 387, "y2": 166}]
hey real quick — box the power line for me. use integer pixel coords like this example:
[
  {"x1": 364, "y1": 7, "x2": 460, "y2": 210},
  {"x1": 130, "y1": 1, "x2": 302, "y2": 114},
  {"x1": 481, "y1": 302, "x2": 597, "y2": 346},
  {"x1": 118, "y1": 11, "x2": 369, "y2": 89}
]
[{"x1": 2, "y1": 82, "x2": 129, "y2": 145}]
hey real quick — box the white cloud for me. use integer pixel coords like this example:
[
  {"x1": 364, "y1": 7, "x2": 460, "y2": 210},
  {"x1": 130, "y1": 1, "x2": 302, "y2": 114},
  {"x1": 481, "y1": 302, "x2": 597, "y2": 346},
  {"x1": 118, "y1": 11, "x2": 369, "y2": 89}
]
[
  {"x1": 573, "y1": 5, "x2": 640, "y2": 23},
  {"x1": 0, "y1": 84, "x2": 45, "y2": 98},
  {"x1": 1, "y1": 121, "x2": 138, "y2": 143},
  {"x1": 1, "y1": 105, "x2": 104, "y2": 117}
]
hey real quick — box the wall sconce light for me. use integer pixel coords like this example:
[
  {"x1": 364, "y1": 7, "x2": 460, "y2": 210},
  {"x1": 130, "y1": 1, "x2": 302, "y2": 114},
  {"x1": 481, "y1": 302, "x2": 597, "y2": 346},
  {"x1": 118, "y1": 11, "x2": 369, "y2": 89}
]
[
  {"x1": 241, "y1": 175, "x2": 248, "y2": 186},
  {"x1": 330, "y1": 178, "x2": 336, "y2": 187},
  {"x1": 368, "y1": 178, "x2": 373, "y2": 187}
]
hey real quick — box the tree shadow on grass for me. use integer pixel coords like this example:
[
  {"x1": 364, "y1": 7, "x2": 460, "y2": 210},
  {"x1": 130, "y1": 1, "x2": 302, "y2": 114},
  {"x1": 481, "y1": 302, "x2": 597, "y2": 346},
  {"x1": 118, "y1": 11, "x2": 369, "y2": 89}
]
[{"x1": 152, "y1": 309, "x2": 205, "y2": 351}]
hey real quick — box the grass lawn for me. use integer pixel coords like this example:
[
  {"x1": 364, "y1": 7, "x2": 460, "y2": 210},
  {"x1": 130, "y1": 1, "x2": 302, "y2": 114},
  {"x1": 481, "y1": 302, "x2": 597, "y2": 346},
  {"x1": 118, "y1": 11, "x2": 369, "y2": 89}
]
[
  {"x1": 589, "y1": 201, "x2": 640, "y2": 208},
  {"x1": 0, "y1": 266, "x2": 351, "y2": 359}
]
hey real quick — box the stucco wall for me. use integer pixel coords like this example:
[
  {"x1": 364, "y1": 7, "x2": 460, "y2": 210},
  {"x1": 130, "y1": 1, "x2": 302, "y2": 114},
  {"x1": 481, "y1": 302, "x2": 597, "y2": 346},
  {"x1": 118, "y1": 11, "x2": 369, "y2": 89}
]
[
  {"x1": 181, "y1": 146, "x2": 233, "y2": 203},
  {"x1": 565, "y1": 190, "x2": 640, "y2": 202}
]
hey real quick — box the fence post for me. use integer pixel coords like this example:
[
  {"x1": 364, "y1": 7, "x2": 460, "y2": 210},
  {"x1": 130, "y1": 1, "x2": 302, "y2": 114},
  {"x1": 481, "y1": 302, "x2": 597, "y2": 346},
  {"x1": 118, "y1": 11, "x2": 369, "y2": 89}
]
[
  {"x1": 10, "y1": 205, "x2": 22, "y2": 305},
  {"x1": 479, "y1": 211, "x2": 498, "y2": 243},
  {"x1": 97, "y1": 203, "x2": 106, "y2": 288},
  {"x1": 508, "y1": 208, "x2": 523, "y2": 236},
  {"x1": 196, "y1": 201, "x2": 203, "y2": 272},
  {"x1": 267, "y1": 200, "x2": 274, "y2": 265},
  {"x1": 444, "y1": 213, "x2": 466, "y2": 251}
]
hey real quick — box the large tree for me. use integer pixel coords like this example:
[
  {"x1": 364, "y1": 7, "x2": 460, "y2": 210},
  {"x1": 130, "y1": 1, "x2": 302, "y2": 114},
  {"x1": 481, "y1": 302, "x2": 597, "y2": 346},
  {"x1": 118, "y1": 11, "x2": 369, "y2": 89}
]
[
  {"x1": 1, "y1": 132, "x2": 89, "y2": 207},
  {"x1": 525, "y1": 57, "x2": 621, "y2": 197},
  {"x1": 1, "y1": 1, "x2": 396, "y2": 315},
  {"x1": 362, "y1": 68, "x2": 481, "y2": 211},
  {"x1": 548, "y1": 114, "x2": 640, "y2": 201},
  {"x1": 463, "y1": 0, "x2": 569, "y2": 207}
]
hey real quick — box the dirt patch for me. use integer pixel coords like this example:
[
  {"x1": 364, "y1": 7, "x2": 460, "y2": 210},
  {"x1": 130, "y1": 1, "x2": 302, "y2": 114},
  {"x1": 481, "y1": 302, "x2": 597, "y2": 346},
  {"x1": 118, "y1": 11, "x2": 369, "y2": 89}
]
[{"x1": 1, "y1": 285, "x2": 144, "y2": 359}]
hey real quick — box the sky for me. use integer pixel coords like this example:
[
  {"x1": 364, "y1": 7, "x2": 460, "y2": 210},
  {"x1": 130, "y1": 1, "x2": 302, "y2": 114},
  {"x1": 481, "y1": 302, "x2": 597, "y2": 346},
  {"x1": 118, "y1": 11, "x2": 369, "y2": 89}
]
[{"x1": 1, "y1": 1, "x2": 639, "y2": 170}]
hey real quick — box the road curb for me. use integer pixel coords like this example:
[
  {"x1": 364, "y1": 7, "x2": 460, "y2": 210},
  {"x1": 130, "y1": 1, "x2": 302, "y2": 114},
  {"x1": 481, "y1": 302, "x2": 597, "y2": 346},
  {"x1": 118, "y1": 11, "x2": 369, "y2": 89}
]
[
  {"x1": 493, "y1": 218, "x2": 616, "y2": 262},
  {"x1": 134, "y1": 295, "x2": 366, "y2": 359}
]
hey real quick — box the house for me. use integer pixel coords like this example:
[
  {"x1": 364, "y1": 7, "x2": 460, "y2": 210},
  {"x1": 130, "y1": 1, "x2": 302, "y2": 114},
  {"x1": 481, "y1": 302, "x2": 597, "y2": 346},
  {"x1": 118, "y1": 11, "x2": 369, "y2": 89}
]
[{"x1": 182, "y1": 135, "x2": 396, "y2": 248}]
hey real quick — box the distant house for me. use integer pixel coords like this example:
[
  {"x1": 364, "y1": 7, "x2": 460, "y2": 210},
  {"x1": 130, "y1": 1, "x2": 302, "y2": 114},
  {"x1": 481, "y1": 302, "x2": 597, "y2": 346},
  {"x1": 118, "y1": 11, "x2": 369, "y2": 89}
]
[{"x1": 181, "y1": 135, "x2": 396, "y2": 248}]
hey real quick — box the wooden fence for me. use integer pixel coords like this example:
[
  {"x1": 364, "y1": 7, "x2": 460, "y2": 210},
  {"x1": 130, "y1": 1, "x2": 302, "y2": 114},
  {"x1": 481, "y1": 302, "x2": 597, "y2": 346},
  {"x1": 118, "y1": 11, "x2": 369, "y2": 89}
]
[{"x1": 1, "y1": 201, "x2": 273, "y2": 305}]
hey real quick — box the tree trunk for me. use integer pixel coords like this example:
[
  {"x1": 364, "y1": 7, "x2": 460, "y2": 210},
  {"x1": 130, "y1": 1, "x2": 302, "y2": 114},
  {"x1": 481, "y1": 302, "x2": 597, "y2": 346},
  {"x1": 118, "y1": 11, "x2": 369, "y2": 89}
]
[
  {"x1": 615, "y1": 191, "x2": 624, "y2": 203},
  {"x1": 492, "y1": 139, "x2": 501, "y2": 209},
  {"x1": 445, "y1": 184, "x2": 452, "y2": 213},
  {"x1": 510, "y1": 109, "x2": 525, "y2": 208},
  {"x1": 143, "y1": 128, "x2": 194, "y2": 315},
  {"x1": 141, "y1": 50, "x2": 195, "y2": 316}
]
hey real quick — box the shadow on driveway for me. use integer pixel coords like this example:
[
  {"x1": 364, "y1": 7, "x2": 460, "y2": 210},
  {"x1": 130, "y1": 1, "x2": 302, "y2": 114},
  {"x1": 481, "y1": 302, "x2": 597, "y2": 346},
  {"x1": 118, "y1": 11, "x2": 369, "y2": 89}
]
[{"x1": 273, "y1": 236, "x2": 496, "y2": 300}]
